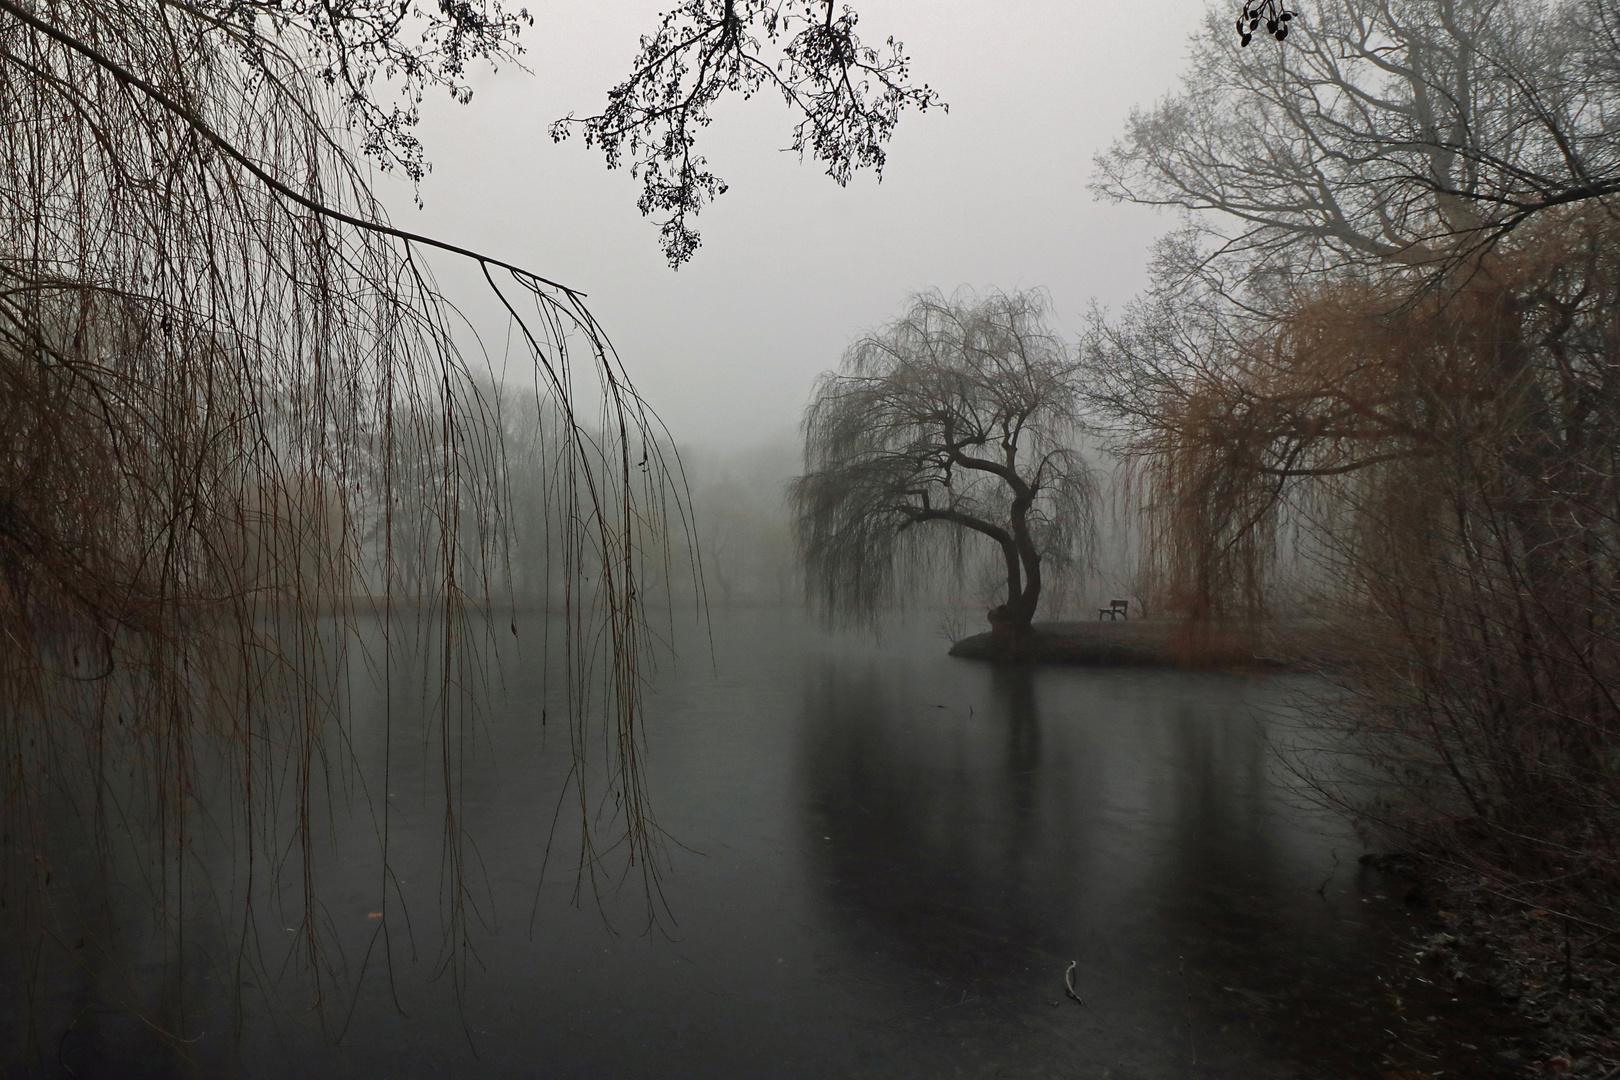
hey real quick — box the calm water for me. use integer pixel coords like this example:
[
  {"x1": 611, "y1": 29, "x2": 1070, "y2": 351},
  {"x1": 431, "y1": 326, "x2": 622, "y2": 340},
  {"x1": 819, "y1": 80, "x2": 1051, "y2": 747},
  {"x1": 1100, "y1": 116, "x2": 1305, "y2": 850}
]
[{"x1": 2, "y1": 609, "x2": 1515, "y2": 1078}]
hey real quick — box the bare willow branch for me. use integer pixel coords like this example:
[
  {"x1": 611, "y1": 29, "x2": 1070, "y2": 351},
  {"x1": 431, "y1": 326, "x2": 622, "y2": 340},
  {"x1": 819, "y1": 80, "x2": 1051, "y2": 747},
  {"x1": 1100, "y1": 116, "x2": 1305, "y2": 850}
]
[
  {"x1": 1089, "y1": 208, "x2": 1620, "y2": 889},
  {"x1": 0, "y1": 0, "x2": 690, "y2": 1043}
]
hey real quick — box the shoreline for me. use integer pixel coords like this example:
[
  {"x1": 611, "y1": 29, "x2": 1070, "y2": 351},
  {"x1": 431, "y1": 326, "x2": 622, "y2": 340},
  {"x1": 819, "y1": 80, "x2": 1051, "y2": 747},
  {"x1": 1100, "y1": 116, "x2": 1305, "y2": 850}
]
[
  {"x1": 1375, "y1": 856, "x2": 1620, "y2": 1077},
  {"x1": 947, "y1": 615, "x2": 1619, "y2": 1077},
  {"x1": 947, "y1": 617, "x2": 1337, "y2": 672}
]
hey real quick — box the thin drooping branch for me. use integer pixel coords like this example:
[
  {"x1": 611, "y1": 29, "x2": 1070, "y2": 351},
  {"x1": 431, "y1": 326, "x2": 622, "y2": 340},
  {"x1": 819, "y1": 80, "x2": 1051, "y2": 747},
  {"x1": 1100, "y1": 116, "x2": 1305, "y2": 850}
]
[
  {"x1": 0, "y1": 0, "x2": 579, "y2": 297},
  {"x1": 0, "y1": 0, "x2": 693, "y2": 1041},
  {"x1": 1088, "y1": 207, "x2": 1620, "y2": 887}
]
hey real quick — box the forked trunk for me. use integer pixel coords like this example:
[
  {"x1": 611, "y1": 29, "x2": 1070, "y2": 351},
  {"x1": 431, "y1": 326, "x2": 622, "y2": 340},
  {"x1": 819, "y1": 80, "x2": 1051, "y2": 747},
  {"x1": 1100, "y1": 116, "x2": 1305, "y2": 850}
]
[{"x1": 987, "y1": 518, "x2": 1041, "y2": 641}]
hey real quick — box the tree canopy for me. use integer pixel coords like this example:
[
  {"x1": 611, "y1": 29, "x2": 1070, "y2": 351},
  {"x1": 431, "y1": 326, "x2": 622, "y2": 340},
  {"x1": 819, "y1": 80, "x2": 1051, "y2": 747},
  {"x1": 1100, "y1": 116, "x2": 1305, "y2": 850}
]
[{"x1": 792, "y1": 289, "x2": 1092, "y2": 637}]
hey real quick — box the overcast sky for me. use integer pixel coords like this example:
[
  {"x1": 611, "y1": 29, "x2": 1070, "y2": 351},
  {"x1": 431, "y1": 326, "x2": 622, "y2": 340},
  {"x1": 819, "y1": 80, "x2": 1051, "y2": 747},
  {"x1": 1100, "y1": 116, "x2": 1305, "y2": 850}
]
[{"x1": 381, "y1": 0, "x2": 1211, "y2": 453}]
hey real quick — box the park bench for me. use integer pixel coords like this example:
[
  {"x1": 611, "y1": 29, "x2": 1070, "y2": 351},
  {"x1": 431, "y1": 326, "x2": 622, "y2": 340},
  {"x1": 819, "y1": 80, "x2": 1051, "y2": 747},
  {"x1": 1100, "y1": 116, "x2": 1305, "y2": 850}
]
[{"x1": 1098, "y1": 599, "x2": 1129, "y2": 621}]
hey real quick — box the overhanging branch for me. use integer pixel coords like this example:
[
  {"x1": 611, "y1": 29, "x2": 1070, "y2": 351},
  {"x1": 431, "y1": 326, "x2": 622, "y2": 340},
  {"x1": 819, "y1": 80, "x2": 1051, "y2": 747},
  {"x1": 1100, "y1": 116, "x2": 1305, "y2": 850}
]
[{"x1": 0, "y1": 0, "x2": 584, "y2": 298}]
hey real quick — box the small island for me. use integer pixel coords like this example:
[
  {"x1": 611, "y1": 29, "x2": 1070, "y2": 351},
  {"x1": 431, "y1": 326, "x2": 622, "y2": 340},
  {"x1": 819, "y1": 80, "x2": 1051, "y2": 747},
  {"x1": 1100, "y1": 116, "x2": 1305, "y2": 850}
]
[{"x1": 948, "y1": 617, "x2": 1337, "y2": 672}]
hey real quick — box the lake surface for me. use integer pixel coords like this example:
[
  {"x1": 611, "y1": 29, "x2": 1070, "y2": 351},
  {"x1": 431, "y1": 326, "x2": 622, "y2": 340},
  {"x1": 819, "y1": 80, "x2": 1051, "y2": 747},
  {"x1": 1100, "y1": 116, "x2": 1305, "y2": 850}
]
[{"x1": 2, "y1": 608, "x2": 1516, "y2": 1078}]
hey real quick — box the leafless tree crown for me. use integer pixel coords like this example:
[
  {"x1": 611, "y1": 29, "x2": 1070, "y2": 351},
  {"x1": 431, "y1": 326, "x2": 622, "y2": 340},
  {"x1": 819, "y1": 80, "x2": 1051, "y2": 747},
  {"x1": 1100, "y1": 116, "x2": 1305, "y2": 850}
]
[
  {"x1": 1087, "y1": 0, "x2": 1620, "y2": 901},
  {"x1": 1097, "y1": 0, "x2": 1620, "y2": 289}
]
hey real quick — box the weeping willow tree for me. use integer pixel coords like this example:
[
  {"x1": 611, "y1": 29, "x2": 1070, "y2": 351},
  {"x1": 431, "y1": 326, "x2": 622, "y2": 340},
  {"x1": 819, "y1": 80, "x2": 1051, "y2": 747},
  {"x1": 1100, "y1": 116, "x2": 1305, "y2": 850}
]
[
  {"x1": 1087, "y1": 0, "x2": 1620, "y2": 903},
  {"x1": 0, "y1": 0, "x2": 941, "y2": 1058},
  {"x1": 792, "y1": 289, "x2": 1094, "y2": 641},
  {"x1": 1089, "y1": 209, "x2": 1620, "y2": 903},
  {"x1": 0, "y1": 0, "x2": 694, "y2": 1046}
]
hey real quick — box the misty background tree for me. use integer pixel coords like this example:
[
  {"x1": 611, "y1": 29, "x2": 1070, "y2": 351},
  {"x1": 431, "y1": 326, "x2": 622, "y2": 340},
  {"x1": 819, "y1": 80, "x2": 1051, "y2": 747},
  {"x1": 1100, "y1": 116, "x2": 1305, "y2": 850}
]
[
  {"x1": 792, "y1": 290, "x2": 1092, "y2": 641},
  {"x1": 1094, "y1": 0, "x2": 1620, "y2": 283}
]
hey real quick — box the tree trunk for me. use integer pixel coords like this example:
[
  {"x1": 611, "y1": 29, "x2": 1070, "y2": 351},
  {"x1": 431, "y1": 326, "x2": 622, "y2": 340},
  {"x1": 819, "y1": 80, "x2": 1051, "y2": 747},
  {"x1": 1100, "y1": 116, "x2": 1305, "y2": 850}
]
[{"x1": 986, "y1": 513, "x2": 1041, "y2": 640}]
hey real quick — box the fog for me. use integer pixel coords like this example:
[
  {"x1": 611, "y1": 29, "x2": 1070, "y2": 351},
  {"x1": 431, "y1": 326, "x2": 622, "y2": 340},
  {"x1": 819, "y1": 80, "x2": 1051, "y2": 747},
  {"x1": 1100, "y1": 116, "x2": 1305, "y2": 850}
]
[
  {"x1": 13, "y1": 4, "x2": 1599, "y2": 1073},
  {"x1": 363, "y1": 1, "x2": 1213, "y2": 617},
  {"x1": 378, "y1": 0, "x2": 1208, "y2": 452}
]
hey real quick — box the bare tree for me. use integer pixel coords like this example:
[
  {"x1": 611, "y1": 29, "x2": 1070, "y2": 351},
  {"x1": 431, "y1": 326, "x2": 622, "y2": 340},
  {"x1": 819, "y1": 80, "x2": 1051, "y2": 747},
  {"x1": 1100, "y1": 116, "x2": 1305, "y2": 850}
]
[
  {"x1": 0, "y1": 0, "x2": 706, "y2": 1032},
  {"x1": 1093, "y1": 0, "x2": 1620, "y2": 287},
  {"x1": 792, "y1": 290, "x2": 1093, "y2": 641},
  {"x1": 1090, "y1": 207, "x2": 1620, "y2": 904}
]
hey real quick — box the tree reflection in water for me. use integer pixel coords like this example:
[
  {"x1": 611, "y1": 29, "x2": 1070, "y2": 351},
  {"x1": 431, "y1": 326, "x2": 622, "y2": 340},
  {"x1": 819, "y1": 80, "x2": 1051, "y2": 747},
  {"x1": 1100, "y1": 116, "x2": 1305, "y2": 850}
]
[
  {"x1": 1, "y1": 611, "x2": 1521, "y2": 1078},
  {"x1": 798, "y1": 655, "x2": 1516, "y2": 1078}
]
